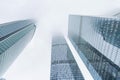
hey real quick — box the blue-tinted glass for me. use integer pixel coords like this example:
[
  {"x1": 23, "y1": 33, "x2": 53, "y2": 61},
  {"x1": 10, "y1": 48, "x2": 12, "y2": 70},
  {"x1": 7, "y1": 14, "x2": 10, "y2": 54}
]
[
  {"x1": 50, "y1": 36, "x2": 84, "y2": 80},
  {"x1": 68, "y1": 15, "x2": 120, "y2": 80},
  {"x1": 0, "y1": 20, "x2": 36, "y2": 78}
]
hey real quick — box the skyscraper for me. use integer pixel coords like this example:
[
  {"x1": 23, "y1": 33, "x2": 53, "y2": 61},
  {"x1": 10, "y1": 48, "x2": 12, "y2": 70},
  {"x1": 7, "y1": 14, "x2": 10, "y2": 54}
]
[
  {"x1": 50, "y1": 36, "x2": 84, "y2": 80},
  {"x1": 0, "y1": 78, "x2": 5, "y2": 80},
  {"x1": 0, "y1": 20, "x2": 36, "y2": 79},
  {"x1": 68, "y1": 15, "x2": 120, "y2": 80}
]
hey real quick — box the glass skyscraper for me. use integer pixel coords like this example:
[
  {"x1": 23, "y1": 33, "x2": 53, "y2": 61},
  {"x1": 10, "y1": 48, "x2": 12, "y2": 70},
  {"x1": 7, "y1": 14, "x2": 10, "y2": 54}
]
[
  {"x1": 68, "y1": 15, "x2": 120, "y2": 80},
  {"x1": 50, "y1": 36, "x2": 84, "y2": 80},
  {"x1": 0, "y1": 20, "x2": 36, "y2": 79}
]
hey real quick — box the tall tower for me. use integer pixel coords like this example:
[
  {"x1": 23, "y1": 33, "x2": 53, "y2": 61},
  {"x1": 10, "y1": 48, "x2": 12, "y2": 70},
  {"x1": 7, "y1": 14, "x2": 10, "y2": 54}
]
[
  {"x1": 0, "y1": 20, "x2": 36, "y2": 79},
  {"x1": 50, "y1": 36, "x2": 84, "y2": 80},
  {"x1": 68, "y1": 15, "x2": 120, "y2": 80}
]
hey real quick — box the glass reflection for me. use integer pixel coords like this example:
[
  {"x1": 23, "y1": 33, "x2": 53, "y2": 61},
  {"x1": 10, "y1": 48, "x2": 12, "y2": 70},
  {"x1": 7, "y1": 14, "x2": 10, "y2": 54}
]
[
  {"x1": 50, "y1": 36, "x2": 84, "y2": 80},
  {"x1": 68, "y1": 15, "x2": 120, "y2": 80}
]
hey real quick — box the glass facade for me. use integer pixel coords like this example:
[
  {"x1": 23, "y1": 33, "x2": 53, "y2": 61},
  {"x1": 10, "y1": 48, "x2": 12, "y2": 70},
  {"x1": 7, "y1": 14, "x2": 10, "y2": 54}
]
[
  {"x1": 50, "y1": 36, "x2": 84, "y2": 80},
  {"x1": 0, "y1": 78, "x2": 5, "y2": 80},
  {"x1": 68, "y1": 15, "x2": 120, "y2": 80},
  {"x1": 0, "y1": 20, "x2": 36, "y2": 78}
]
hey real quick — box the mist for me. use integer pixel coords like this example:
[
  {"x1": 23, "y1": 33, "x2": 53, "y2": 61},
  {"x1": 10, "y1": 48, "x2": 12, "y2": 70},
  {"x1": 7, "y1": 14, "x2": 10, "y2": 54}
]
[{"x1": 0, "y1": 0, "x2": 120, "y2": 80}]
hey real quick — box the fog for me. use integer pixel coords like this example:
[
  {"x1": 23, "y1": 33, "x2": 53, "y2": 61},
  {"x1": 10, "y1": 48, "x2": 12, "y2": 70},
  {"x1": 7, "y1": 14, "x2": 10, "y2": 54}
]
[{"x1": 0, "y1": 0, "x2": 120, "y2": 80}]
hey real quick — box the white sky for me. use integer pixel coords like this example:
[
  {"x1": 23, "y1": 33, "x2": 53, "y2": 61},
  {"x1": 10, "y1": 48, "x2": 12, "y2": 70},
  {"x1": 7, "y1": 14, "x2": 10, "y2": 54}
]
[{"x1": 0, "y1": 0, "x2": 120, "y2": 80}]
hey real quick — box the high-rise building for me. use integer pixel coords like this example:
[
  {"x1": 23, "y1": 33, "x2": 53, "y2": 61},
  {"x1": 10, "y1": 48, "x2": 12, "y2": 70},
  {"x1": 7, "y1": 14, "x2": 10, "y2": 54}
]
[
  {"x1": 68, "y1": 15, "x2": 120, "y2": 80},
  {"x1": 50, "y1": 36, "x2": 84, "y2": 80},
  {"x1": 113, "y1": 12, "x2": 120, "y2": 17},
  {"x1": 0, "y1": 78, "x2": 5, "y2": 80},
  {"x1": 0, "y1": 20, "x2": 36, "y2": 79}
]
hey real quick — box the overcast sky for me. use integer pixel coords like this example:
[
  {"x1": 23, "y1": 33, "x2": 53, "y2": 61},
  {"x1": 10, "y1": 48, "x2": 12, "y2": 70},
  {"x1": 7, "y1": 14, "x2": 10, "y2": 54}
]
[{"x1": 0, "y1": 0, "x2": 120, "y2": 80}]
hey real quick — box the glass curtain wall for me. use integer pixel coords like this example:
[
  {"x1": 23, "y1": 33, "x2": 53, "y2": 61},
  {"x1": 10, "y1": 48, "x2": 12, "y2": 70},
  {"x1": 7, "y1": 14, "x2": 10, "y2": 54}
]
[
  {"x1": 68, "y1": 15, "x2": 120, "y2": 80},
  {"x1": 0, "y1": 20, "x2": 36, "y2": 78}
]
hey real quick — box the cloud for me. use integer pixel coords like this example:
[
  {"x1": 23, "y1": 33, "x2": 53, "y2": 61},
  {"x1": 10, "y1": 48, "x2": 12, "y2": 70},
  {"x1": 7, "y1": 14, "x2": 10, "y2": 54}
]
[{"x1": 1, "y1": 0, "x2": 120, "y2": 80}]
